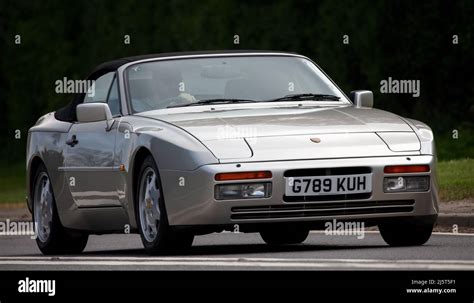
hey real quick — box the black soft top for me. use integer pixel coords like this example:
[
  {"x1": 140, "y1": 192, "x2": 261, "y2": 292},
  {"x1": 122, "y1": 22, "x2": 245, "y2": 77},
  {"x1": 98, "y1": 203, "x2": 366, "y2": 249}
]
[{"x1": 55, "y1": 50, "x2": 297, "y2": 121}]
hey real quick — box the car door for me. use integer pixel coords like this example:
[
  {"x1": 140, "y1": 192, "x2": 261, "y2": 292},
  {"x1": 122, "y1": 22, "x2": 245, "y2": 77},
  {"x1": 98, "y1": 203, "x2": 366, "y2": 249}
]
[{"x1": 63, "y1": 72, "x2": 123, "y2": 208}]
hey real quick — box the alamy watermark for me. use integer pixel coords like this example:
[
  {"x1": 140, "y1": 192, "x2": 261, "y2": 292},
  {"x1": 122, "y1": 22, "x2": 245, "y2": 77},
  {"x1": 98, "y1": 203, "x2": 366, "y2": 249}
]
[
  {"x1": 217, "y1": 125, "x2": 258, "y2": 144},
  {"x1": 55, "y1": 77, "x2": 95, "y2": 96},
  {"x1": 18, "y1": 277, "x2": 56, "y2": 296},
  {"x1": 380, "y1": 77, "x2": 420, "y2": 97},
  {"x1": 0, "y1": 219, "x2": 37, "y2": 239},
  {"x1": 324, "y1": 219, "x2": 365, "y2": 239}
]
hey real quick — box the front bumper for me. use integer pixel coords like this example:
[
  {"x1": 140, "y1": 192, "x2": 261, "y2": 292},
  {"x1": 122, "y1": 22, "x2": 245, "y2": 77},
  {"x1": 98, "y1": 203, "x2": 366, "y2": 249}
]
[{"x1": 160, "y1": 155, "x2": 439, "y2": 226}]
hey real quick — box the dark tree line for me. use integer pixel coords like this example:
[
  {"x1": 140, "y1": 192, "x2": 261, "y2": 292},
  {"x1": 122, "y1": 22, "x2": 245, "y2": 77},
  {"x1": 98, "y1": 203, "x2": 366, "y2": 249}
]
[{"x1": 0, "y1": 0, "x2": 472, "y2": 163}]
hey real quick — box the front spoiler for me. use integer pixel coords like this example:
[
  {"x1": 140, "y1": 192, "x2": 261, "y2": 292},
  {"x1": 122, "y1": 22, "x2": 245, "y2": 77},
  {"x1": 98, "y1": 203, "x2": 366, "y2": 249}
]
[{"x1": 172, "y1": 214, "x2": 439, "y2": 234}]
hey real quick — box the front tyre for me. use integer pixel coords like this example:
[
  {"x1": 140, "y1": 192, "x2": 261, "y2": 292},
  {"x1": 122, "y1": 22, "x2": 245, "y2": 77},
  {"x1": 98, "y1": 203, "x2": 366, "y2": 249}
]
[
  {"x1": 136, "y1": 155, "x2": 194, "y2": 255},
  {"x1": 33, "y1": 163, "x2": 88, "y2": 255},
  {"x1": 260, "y1": 226, "x2": 309, "y2": 245},
  {"x1": 379, "y1": 220, "x2": 434, "y2": 246}
]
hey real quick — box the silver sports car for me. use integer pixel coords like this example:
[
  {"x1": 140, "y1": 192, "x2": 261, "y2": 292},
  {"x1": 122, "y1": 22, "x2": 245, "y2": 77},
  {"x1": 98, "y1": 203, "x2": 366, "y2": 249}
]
[{"x1": 27, "y1": 51, "x2": 438, "y2": 255}]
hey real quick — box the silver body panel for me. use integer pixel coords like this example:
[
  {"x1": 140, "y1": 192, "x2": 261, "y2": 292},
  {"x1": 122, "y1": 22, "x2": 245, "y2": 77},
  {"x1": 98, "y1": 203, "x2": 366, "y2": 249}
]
[{"x1": 26, "y1": 52, "x2": 439, "y2": 233}]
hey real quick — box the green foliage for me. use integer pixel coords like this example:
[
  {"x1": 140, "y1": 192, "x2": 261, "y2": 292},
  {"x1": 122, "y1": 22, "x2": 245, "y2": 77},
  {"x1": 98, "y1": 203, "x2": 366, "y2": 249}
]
[
  {"x1": 0, "y1": 162, "x2": 25, "y2": 204},
  {"x1": 436, "y1": 123, "x2": 474, "y2": 160}
]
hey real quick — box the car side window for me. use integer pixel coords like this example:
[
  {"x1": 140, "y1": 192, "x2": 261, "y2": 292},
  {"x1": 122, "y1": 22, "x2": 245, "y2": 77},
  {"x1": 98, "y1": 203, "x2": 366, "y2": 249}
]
[
  {"x1": 107, "y1": 76, "x2": 121, "y2": 117},
  {"x1": 83, "y1": 72, "x2": 114, "y2": 103}
]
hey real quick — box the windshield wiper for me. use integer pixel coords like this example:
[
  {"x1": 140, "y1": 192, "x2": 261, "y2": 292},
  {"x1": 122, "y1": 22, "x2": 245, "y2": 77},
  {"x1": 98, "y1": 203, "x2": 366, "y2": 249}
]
[
  {"x1": 166, "y1": 94, "x2": 340, "y2": 108},
  {"x1": 167, "y1": 98, "x2": 258, "y2": 108},
  {"x1": 264, "y1": 93, "x2": 341, "y2": 102}
]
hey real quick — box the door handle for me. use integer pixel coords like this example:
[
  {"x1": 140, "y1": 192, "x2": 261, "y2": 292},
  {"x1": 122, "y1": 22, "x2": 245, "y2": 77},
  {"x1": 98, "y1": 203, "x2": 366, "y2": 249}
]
[{"x1": 66, "y1": 135, "x2": 79, "y2": 147}]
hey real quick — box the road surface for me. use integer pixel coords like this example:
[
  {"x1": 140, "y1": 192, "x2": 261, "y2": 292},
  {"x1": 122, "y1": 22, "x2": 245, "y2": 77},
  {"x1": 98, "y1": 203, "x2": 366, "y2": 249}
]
[{"x1": 0, "y1": 231, "x2": 473, "y2": 270}]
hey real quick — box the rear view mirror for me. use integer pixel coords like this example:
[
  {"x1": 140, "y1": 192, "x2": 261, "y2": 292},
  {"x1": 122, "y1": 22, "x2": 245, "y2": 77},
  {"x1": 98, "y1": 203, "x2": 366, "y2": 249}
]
[
  {"x1": 350, "y1": 90, "x2": 373, "y2": 108},
  {"x1": 76, "y1": 103, "x2": 112, "y2": 123}
]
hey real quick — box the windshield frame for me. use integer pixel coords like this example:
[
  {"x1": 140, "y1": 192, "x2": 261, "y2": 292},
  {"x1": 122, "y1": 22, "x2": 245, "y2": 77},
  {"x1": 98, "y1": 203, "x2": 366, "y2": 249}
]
[{"x1": 119, "y1": 53, "x2": 352, "y2": 115}]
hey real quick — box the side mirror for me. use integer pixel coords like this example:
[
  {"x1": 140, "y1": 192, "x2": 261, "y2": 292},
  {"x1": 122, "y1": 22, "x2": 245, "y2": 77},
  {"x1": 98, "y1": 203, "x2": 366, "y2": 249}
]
[
  {"x1": 76, "y1": 103, "x2": 112, "y2": 122},
  {"x1": 350, "y1": 90, "x2": 373, "y2": 108}
]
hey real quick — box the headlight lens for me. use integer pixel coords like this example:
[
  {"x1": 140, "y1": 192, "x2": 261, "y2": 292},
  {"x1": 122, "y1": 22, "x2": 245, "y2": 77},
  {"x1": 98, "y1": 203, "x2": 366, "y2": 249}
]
[
  {"x1": 383, "y1": 176, "x2": 429, "y2": 192},
  {"x1": 215, "y1": 183, "x2": 272, "y2": 200},
  {"x1": 384, "y1": 177, "x2": 406, "y2": 192},
  {"x1": 405, "y1": 176, "x2": 430, "y2": 191}
]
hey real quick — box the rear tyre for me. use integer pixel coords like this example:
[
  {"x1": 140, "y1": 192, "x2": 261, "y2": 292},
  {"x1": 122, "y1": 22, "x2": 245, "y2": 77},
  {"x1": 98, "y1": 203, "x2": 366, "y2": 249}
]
[
  {"x1": 379, "y1": 220, "x2": 434, "y2": 246},
  {"x1": 33, "y1": 163, "x2": 88, "y2": 255},
  {"x1": 136, "y1": 155, "x2": 194, "y2": 255},
  {"x1": 260, "y1": 226, "x2": 309, "y2": 245}
]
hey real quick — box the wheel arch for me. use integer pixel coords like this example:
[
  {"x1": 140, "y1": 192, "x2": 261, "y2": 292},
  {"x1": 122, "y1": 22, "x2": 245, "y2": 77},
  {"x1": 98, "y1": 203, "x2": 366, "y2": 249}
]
[
  {"x1": 132, "y1": 147, "x2": 154, "y2": 205},
  {"x1": 130, "y1": 146, "x2": 158, "y2": 229},
  {"x1": 27, "y1": 156, "x2": 45, "y2": 212}
]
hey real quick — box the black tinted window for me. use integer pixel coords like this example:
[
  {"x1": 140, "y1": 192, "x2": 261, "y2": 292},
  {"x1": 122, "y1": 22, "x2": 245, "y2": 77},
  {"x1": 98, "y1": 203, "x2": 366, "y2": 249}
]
[
  {"x1": 107, "y1": 77, "x2": 121, "y2": 116},
  {"x1": 83, "y1": 72, "x2": 114, "y2": 103}
]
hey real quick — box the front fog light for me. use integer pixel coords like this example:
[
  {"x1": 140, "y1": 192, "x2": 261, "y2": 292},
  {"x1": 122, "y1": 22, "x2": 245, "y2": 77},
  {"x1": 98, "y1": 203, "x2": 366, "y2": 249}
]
[
  {"x1": 383, "y1": 176, "x2": 430, "y2": 192},
  {"x1": 215, "y1": 183, "x2": 272, "y2": 200},
  {"x1": 384, "y1": 177, "x2": 406, "y2": 192}
]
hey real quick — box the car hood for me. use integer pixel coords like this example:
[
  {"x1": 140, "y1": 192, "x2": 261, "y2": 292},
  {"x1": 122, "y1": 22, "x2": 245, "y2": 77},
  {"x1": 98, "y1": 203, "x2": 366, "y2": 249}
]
[
  {"x1": 138, "y1": 105, "x2": 420, "y2": 162},
  {"x1": 139, "y1": 105, "x2": 413, "y2": 139}
]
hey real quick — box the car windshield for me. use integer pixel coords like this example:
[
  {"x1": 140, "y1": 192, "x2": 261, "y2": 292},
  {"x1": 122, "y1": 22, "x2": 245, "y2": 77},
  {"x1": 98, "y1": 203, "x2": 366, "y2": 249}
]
[{"x1": 126, "y1": 55, "x2": 348, "y2": 113}]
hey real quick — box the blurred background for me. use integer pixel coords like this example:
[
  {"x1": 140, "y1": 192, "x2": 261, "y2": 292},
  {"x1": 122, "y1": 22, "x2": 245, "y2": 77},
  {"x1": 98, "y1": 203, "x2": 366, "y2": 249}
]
[{"x1": 0, "y1": 0, "x2": 472, "y2": 205}]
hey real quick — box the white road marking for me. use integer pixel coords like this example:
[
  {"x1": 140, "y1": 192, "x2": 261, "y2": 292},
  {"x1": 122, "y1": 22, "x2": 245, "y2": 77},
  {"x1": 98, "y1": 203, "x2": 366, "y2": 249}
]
[
  {"x1": 310, "y1": 230, "x2": 474, "y2": 236},
  {"x1": 0, "y1": 256, "x2": 473, "y2": 270},
  {"x1": 428, "y1": 232, "x2": 474, "y2": 236}
]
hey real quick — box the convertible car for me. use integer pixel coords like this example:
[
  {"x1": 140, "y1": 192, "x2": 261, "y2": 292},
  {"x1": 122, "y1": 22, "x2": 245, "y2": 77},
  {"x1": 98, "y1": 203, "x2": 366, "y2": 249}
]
[{"x1": 27, "y1": 51, "x2": 439, "y2": 255}]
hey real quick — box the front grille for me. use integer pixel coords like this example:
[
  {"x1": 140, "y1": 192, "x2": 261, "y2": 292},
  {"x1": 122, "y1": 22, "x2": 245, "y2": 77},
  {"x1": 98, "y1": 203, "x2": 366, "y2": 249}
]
[{"x1": 231, "y1": 200, "x2": 415, "y2": 220}]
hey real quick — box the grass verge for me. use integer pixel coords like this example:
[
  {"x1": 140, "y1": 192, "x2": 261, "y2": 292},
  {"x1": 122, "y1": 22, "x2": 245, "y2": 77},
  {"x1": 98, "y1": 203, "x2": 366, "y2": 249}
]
[{"x1": 438, "y1": 158, "x2": 473, "y2": 201}]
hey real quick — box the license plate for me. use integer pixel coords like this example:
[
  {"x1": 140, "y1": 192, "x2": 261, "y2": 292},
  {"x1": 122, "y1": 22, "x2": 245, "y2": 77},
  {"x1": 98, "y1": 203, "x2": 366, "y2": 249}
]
[{"x1": 285, "y1": 174, "x2": 372, "y2": 196}]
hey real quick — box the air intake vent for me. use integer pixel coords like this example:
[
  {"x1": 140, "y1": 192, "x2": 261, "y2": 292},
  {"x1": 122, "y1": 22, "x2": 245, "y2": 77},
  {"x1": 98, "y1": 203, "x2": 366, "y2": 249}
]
[{"x1": 231, "y1": 200, "x2": 414, "y2": 220}]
